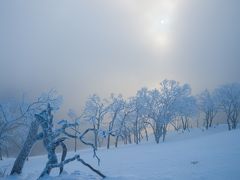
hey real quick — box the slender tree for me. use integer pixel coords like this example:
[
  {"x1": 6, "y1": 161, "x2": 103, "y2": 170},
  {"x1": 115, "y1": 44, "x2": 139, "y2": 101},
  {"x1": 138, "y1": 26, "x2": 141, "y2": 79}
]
[
  {"x1": 214, "y1": 83, "x2": 240, "y2": 130},
  {"x1": 82, "y1": 94, "x2": 109, "y2": 149},
  {"x1": 198, "y1": 89, "x2": 218, "y2": 129},
  {"x1": 106, "y1": 94, "x2": 124, "y2": 149}
]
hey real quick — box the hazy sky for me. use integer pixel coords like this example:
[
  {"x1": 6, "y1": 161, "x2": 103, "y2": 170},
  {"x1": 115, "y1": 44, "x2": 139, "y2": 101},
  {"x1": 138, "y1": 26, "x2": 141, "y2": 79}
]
[{"x1": 0, "y1": 0, "x2": 240, "y2": 111}]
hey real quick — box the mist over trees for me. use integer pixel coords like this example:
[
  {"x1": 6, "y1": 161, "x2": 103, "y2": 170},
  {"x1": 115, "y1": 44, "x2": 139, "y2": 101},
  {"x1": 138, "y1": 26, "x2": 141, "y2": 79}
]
[
  {"x1": 0, "y1": 90, "x2": 62, "y2": 160},
  {"x1": 198, "y1": 90, "x2": 218, "y2": 129},
  {"x1": 214, "y1": 83, "x2": 240, "y2": 130},
  {"x1": 0, "y1": 80, "x2": 240, "y2": 178}
]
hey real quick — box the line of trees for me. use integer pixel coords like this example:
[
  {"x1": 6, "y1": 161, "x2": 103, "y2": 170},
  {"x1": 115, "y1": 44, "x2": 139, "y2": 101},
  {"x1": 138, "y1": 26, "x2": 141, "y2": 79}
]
[
  {"x1": 78, "y1": 80, "x2": 240, "y2": 148},
  {"x1": 0, "y1": 80, "x2": 240, "y2": 160}
]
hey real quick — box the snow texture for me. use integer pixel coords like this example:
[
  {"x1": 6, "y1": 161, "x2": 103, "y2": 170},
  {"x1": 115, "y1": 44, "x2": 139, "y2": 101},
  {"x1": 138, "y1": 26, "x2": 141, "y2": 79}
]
[{"x1": 1, "y1": 125, "x2": 240, "y2": 180}]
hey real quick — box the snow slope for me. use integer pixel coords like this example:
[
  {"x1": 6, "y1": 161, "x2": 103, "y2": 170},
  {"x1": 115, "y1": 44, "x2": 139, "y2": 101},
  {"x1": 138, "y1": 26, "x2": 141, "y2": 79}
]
[{"x1": 1, "y1": 126, "x2": 240, "y2": 180}]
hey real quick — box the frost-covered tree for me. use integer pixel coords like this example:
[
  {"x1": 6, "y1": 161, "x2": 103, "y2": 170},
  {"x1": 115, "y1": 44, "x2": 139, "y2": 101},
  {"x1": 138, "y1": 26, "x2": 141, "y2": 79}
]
[
  {"x1": 114, "y1": 100, "x2": 135, "y2": 148},
  {"x1": 106, "y1": 94, "x2": 125, "y2": 149},
  {"x1": 122, "y1": 112, "x2": 134, "y2": 145},
  {"x1": 0, "y1": 90, "x2": 62, "y2": 161},
  {"x1": 82, "y1": 94, "x2": 109, "y2": 149},
  {"x1": 11, "y1": 104, "x2": 106, "y2": 179},
  {"x1": 0, "y1": 97, "x2": 35, "y2": 160},
  {"x1": 198, "y1": 89, "x2": 218, "y2": 129},
  {"x1": 37, "y1": 105, "x2": 105, "y2": 178},
  {"x1": 0, "y1": 103, "x2": 21, "y2": 159},
  {"x1": 214, "y1": 83, "x2": 240, "y2": 130},
  {"x1": 130, "y1": 88, "x2": 150, "y2": 144},
  {"x1": 176, "y1": 96, "x2": 198, "y2": 131},
  {"x1": 10, "y1": 90, "x2": 62, "y2": 175},
  {"x1": 67, "y1": 109, "x2": 81, "y2": 152},
  {"x1": 144, "y1": 80, "x2": 192, "y2": 143}
]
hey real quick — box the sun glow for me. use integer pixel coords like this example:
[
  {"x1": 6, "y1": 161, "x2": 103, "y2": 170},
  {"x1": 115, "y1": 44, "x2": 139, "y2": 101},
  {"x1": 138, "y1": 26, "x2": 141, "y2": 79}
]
[
  {"x1": 144, "y1": 0, "x2": 178, "y2": 48},
  {"x1": 111, "y1": 0, "x2": 179, "y2": 49}
]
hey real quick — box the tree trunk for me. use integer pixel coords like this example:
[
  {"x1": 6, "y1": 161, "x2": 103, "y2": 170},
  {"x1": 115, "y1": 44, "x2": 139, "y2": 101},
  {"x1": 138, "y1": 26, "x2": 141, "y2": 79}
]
[
  {"x1": 181, "y1": 117, "x2": 184, "y2": 130},
  {"x1": 74, "y1": 121, "x2": 77, "y2": 152},
  {"x1": 144, "y1": 126, "x2": 148, "y2": 141},
  {"x1": 154, "y1": 128, "x2": 161, "y2": 144},
  {"x1": 155, "y1": 133, "x2": 160, "y2": 144},
  {"x1": 153, "y1": 121, "x2": 163, "y2": 144},
  {"x1": 107, "y1": 122, "x2": 113, "y2": 149},
  {"x1": 11, "y1": 120, "x2": 40, "y2": 175},
  {"x1": 181, "y1": 117, "x2": 188, "y2": 131},
  {"x1": 139, "y1": 131, "x2": 142, "y2": 142},
  {"x1": 226, "y1": 115, "x2": 231, "y2": 131},
  {"x1": 185, "y1": 118, "x2": 190, "y2": 132},
  {"x1": 232, "y1": 118, "x2": 237, "y2": 129},
  {"x1": 162, "y1": 125, "x2": 167, "y2": 142},
  {"x1": 107, "y1": 134, "x2": 111, "y2": 149},
  {"x1": 206, "y1": 118, "x2": 209, "y2": 130},
  {"x1": 74, "y1": 137, "x2": 77, "y2": 152},
  {"x1": 209, "y1": 118, "x2": 212, "y2": 128},
  {"x1": 107, "y1": 113, "x2": 117, "y2": 149},
  {"x1": 115, "y1": 135, "x2": 119, "y2": 148},
  {"x1": 94, "y1": 128, "x2": 98, "y2": 150},
  {"x1": 128, "y1": 134, "x2": 132, "y2": 144},
  {"x1": 0, "y1": 148, "x2": 2, "y2": 160},
  {"x1": 134, "y1": 116, "x2": 138, "y2": 144}
]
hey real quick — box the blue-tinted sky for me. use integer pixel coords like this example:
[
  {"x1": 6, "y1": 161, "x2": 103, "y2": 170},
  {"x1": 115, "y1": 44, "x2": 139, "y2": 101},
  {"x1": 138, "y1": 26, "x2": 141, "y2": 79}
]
[{"x1": 0, "y1": 0, "x2": 239, "y2": 111}]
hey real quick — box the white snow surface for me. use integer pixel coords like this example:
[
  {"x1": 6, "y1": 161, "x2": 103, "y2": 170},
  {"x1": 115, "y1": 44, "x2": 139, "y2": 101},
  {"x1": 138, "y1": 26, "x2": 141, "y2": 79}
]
[{"x1": 1, "y1": 125, "x2": 240, "y2": 180}]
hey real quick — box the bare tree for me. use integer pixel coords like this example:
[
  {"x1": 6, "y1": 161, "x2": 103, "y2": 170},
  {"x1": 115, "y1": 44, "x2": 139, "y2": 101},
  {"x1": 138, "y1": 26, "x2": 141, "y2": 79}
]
[
  {"x1": 143, "y1": 80, "x2": 193, "y2": 143},
  {"x1": 214, "y1": 83, "x2": 240, "y2": 130},
  {"x1": 106, "y1": 94, "x2": 124, "y2": 149},
  {"x1": 82, "y1": 94, "x2": 109, "y2": 149},
  {"x1": 124, "y1": 88, "x2": 151, "y2": 145},
  {"x1": 177, "y1": 96, "x2": 198, "y2": 131},
  {"x1": 0, "y1": 90, "x2": 62, "y2": 161},
  {"x1": 198, "y1": 89, "x2": 218, "y2": 129},
  {"x1": 10, "y1": 90, "x2": 62, "y2": 175},
  {"x1": 114, "y1": 100, "x2": 135, "y2": 148},
  {"x1": 68, "y1": 109, "x2": 81, "y2": 152},
  {"x1": 0, "y1": 99, "x2": 28, "y2": 160},
  {"x1": 11, "y1": 104, "x2": 106, "y2": 179}
]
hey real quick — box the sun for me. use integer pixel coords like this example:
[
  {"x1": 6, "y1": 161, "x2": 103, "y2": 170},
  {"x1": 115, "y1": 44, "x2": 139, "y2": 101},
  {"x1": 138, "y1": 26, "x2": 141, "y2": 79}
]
[
  {"x1": 144, "y1": 0, "x2": 178, "y2": 48},
  {"x1": 147, "y1": 16, "x2": 170, "y2": 47},
  {"x1": 160, "y1": 19, "x2": 168, "y2": 25}
]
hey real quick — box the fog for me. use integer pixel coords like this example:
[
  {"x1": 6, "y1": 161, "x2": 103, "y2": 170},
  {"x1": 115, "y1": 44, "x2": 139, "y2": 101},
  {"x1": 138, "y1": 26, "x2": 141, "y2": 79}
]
[{"x1": 0, "y1": 0, "x2": 239, "y2": 113}]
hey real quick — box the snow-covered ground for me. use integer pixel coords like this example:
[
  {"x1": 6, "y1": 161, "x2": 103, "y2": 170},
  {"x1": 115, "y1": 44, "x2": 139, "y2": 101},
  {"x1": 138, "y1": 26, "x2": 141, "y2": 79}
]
[{"x1": 1, "y1": 125, "x2": 240, "y2": 180}]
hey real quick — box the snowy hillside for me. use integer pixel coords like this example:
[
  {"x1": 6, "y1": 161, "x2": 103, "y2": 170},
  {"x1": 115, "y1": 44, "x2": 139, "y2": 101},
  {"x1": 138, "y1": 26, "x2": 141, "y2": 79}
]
[{"x1": 1, "y1": 126, "x2": 240, "y2": 180}]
